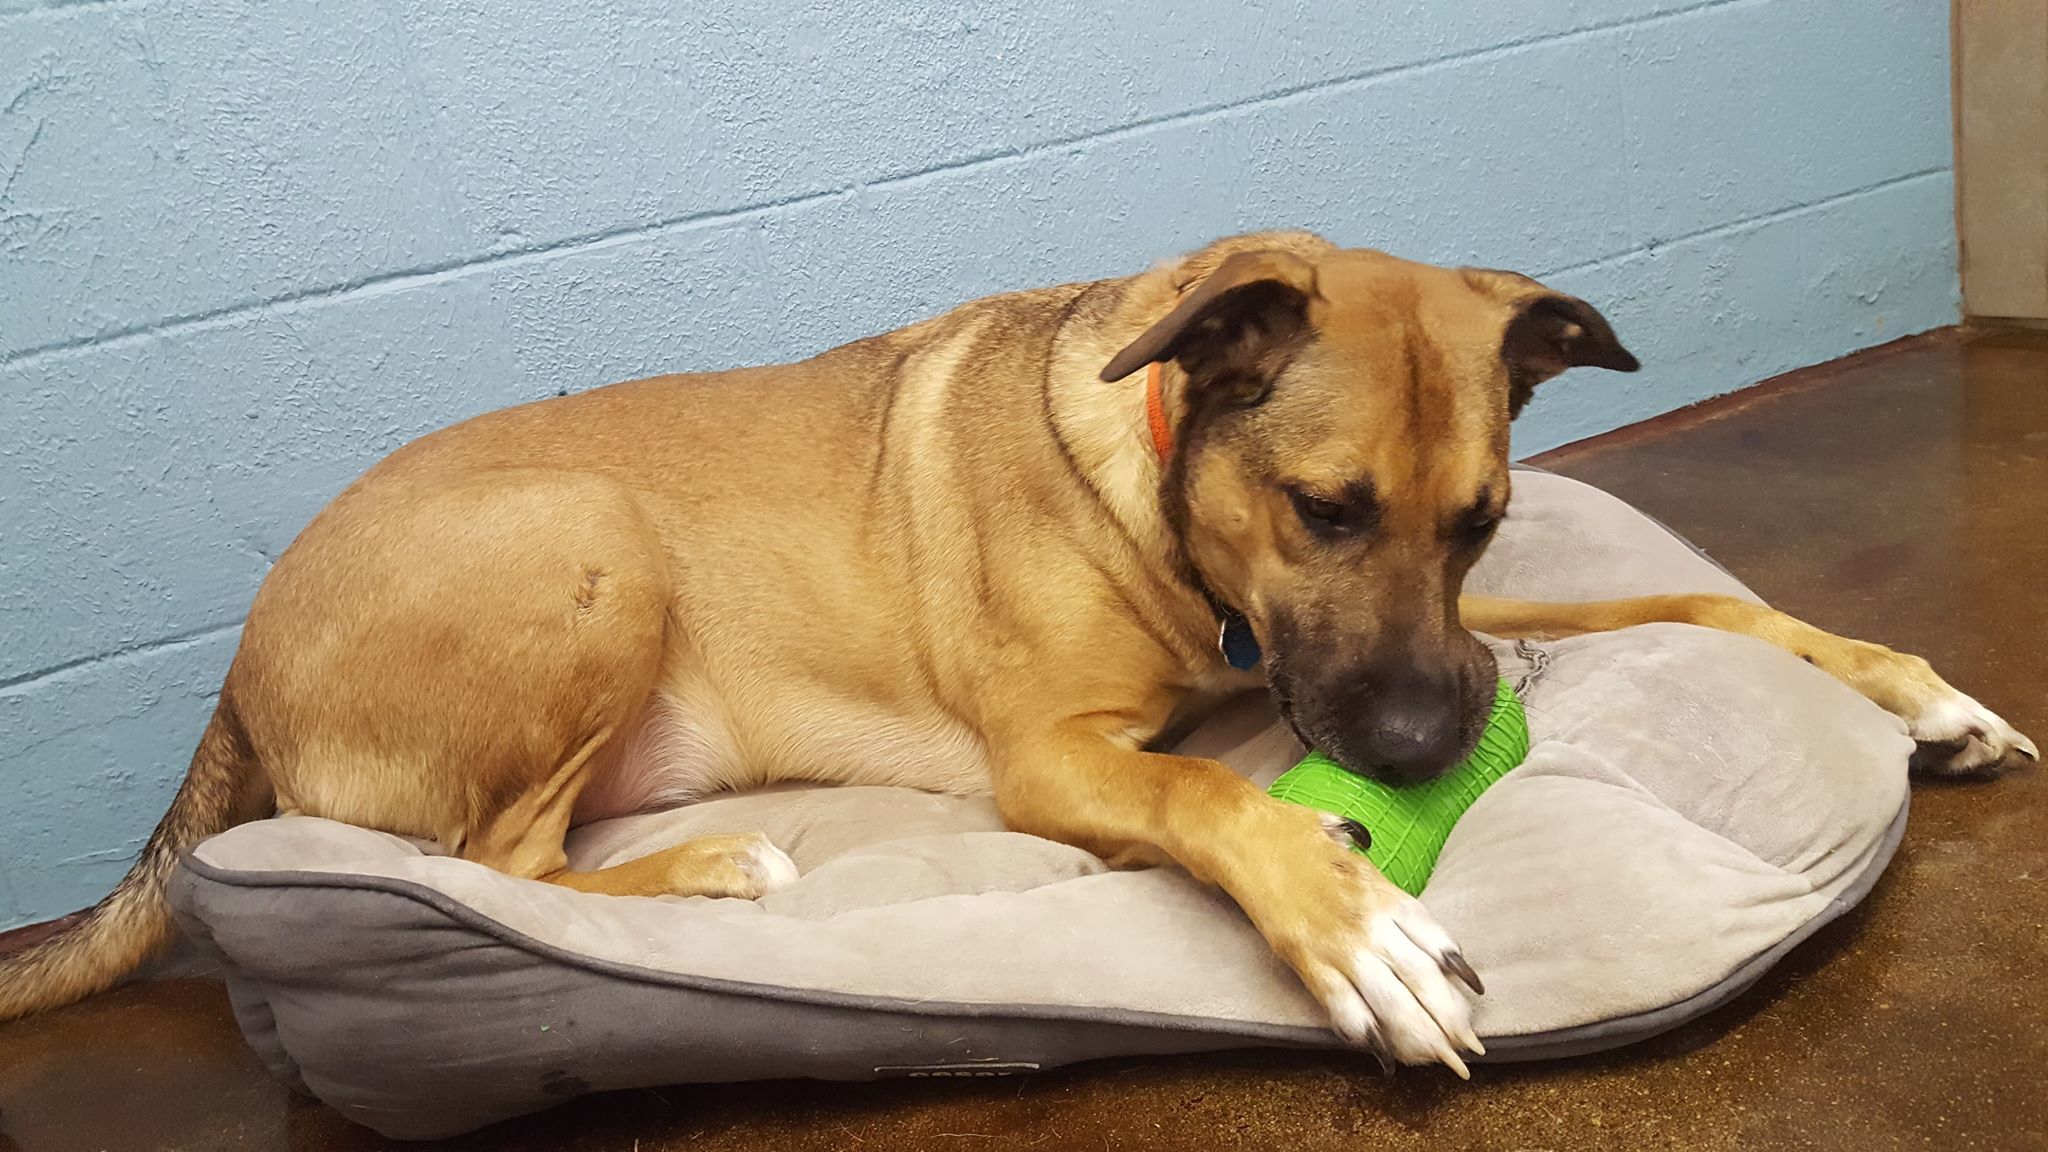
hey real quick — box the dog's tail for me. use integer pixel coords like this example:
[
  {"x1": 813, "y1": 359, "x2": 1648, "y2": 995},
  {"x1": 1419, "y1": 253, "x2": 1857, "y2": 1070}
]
[{"x1": 0, "y1": 696, "x2": 266, "y2": 1021}]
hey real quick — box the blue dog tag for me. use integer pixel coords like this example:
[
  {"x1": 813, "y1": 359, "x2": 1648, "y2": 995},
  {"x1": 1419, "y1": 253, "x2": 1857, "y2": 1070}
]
[{"x1": 1219, "y1": 612, "x2": 1262, "y2": 670}]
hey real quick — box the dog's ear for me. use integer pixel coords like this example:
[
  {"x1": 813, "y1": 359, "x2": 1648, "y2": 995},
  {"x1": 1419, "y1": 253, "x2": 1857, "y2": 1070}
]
[
  {"x1": 1463, "y1": 269, "x2": 1639, "y2": 418},
  {"x1": 1100, "y1": 250, "x2": 1319, "y2": 385}
]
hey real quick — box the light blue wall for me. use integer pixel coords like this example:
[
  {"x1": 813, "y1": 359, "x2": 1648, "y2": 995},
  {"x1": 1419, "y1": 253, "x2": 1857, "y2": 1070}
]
[{"x1": 0, "y1": 0, "x2": 1956, "y2": 928}]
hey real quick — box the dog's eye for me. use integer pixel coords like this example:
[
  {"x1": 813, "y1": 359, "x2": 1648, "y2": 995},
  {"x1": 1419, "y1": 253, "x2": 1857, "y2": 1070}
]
[
  {"x1": 1458, "y1": 513, "x2": 1503, "y2": 547},
  {"x1": 1289, "y1": 489, "x2": 1356, "y2": 538}
]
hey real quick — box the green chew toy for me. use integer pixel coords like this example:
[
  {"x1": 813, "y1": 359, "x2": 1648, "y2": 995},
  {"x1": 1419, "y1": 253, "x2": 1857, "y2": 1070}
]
[{"x1": 1268, "y1": 678, "x2": 1529, "y2": 896}]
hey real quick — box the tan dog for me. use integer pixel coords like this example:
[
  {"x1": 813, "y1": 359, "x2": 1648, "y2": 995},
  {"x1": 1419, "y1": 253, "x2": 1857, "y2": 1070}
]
[{"x1": 3, "y1": 231, "x2": 2034, "y2": 1074}]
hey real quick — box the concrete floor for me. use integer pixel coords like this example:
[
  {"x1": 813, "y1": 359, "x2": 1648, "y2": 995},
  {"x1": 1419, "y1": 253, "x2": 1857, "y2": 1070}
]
[{"x1": 2, "y1": 328, "x2": 2043, "y2": 1151}]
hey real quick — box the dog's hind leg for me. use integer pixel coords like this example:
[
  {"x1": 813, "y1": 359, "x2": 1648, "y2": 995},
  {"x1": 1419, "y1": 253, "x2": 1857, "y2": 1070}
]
[
  {"x1": 546, "y1": 832, "x2": 798, "y2": 900},
  {"x1": 1461, "y1": 594, "x2": 2037, "y2": 774},
  {"x1": 241, "y1": 468, "x2": 796, "y2": 901},
  {"x1": 461, "y1": 726, "x2": 796, "y2": 900}
]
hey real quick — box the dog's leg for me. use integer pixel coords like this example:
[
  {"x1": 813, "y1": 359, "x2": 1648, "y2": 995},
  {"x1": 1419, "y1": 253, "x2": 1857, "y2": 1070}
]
[
  {"x1": 993, "y1": 728, "x2": 1484, "y2": 1075},
  {"x1": 460, "y1": 726, "x2": 797, "y2": 901},
  {"x1": 1462, "y1": 594, "x2": 2038, "y2": 773},
  {"x1": 547, "y1": 834, "x2": 799, "y2": 899}
]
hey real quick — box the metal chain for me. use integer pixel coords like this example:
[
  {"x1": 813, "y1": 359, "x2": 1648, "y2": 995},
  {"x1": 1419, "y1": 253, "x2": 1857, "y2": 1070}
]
[{"x1": 1510, "y1": 637, "x2": 1551, "y2": 697}]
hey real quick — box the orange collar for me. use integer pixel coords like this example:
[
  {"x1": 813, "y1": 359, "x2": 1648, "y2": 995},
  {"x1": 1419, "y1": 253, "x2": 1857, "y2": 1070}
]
[{"x1": 1144, "y1": 361, "x2": 1173, "y2": 460}]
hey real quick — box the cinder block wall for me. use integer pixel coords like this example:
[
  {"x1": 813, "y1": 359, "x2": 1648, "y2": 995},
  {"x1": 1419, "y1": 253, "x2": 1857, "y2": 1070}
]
[{"x1": 0, "y1": 0, "x2": 1956, "y2": 927}]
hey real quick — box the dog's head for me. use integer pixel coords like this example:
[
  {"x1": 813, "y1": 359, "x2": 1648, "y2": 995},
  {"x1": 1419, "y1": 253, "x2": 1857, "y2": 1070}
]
[{"x1": 1102, "y1": 238, "x2": 1638, "y2": 784}]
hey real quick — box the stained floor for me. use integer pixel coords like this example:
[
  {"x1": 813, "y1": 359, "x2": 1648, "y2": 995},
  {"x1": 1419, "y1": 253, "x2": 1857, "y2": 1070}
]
[{"x1": 2, "y1": 328, "x2": 2043, "y2": 1152}]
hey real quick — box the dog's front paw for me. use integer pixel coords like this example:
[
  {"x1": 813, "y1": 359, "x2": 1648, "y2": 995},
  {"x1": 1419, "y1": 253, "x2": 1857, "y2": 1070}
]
[
  {"x1": 1820, "y1": 640, "x2": 2036, "y2": 776},
  {"x1": 1254, "y1": 826, "x2": 1484, "y2": 1076},
  {"x1": 1903, "y1": 683, "x2": 2037, "y2": 776}
]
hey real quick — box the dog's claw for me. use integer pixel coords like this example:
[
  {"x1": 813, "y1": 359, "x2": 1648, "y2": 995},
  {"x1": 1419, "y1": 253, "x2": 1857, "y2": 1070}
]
[
  {"x1": 1444, "y1": 949, "x2": 1485, "y2": 997},
  {"x1": 2016, "y1": 731, "x2": 2040, "y2": 761},
  {"x1": 1365, "y1": 1028, "x2": 1396, "y2": 1076},
  {"x1": 1339, "y1": 818, "x2": 1373, "y2": 851}
]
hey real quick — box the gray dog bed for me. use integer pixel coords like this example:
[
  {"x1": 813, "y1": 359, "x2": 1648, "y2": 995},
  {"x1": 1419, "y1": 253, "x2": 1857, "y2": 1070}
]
[{"x1": 167, "y1": 471, "x2": 1912, "y2": 1140}]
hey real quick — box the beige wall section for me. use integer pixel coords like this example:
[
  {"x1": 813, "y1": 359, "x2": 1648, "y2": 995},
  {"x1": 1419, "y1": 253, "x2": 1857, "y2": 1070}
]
[{"x1": 1956, "y1": 2, "x2": 2048, "y2": 321}]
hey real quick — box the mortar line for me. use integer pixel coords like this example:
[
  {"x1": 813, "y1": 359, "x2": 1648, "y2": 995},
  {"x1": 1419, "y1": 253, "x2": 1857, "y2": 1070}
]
[
  {"x1": 0, "y1": 620, "x2": 241, "y2": 696},
  {"x1": 1533, "y1": 166, "x2": 1952, "y2": 282},
  {"x1": 0, "y1": 0, "x2": 155, "y2": 25}
]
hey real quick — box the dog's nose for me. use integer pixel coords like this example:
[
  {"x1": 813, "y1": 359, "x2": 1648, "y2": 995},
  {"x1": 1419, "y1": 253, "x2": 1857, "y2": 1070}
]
[{"x1": 1354, "y1": 676, "x2": 1468, "y2": 785}]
